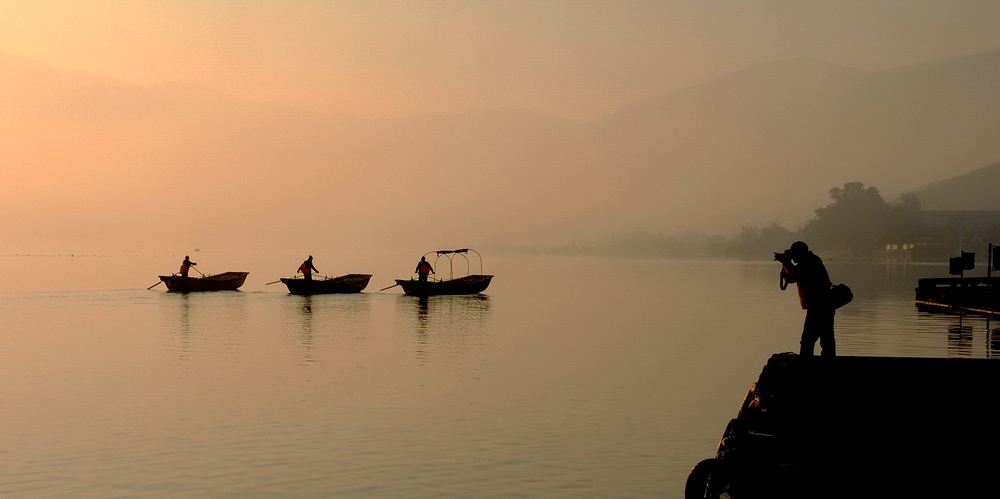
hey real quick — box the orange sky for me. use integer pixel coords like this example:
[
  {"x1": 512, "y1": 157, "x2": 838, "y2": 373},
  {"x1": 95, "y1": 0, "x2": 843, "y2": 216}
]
[
  {"x1": 3, "y1": 1, "x2": 1000, "y2": 255},
  {"x1": 4, "y1": 1, "x2": 1000, "y2": 121}
]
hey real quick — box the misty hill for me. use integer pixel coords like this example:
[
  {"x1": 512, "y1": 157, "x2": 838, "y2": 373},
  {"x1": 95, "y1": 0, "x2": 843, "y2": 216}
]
[
  {"x1": 3, "y1": 48, "x2": 1000, "y2": 252},
  {"x1": 912, "y1": 160, "x2": 1000, "y2": 210},
  {"x1": 590, "y1": 50, "x2": 1000, "y2": 232}
]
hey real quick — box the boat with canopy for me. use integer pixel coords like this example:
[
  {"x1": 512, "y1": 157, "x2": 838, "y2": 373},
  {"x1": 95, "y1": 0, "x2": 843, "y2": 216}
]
[{"x1": 392, "y1": 248, "x2": 493, "y2": 296}]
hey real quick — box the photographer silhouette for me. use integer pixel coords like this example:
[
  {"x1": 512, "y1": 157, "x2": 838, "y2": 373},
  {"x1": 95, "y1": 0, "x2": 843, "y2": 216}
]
[{"x1": 776, "y1": 241, "x2": 836, "y2": 357}]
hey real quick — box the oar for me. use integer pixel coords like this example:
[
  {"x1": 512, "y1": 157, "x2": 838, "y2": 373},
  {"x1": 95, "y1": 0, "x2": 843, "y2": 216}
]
[
  {"x1": 192, "y1": 266, "x2": 206, "y2": 277},
  {"x1": 265, "y1": 279, "x2": 282, "y2": 285},
  {"x1": 379, "y1": 283, "x2": 400, "y2": 292},
  {"x1": 147, "y1": 280, "x2": 163, "y2": 290}
]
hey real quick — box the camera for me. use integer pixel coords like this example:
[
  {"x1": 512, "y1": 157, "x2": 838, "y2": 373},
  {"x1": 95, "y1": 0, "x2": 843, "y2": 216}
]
[{"x1": 773, "y1": 251, "x2": 792, "y2": 263}]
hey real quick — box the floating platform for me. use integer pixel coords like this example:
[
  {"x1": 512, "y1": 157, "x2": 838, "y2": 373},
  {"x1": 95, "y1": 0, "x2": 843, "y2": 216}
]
[
  {"x1": 914, "y1": 276, "x2": 1000, "y2": 316},
  {"x1": 687, "y1": 353, "x2": 1000, "y2": 498}
]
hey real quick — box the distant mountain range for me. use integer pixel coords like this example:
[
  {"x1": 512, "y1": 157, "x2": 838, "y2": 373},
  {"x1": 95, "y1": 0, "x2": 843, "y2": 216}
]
[
  {"x1": 584, "y1": 50, "x2": 1000, "y2": 226},
  {"x1": 2, "y1": 48, "x2": 999, "y2": 251},
  {"x1": 912, "y1": 160, "x2": 1000, "y2": 210}
]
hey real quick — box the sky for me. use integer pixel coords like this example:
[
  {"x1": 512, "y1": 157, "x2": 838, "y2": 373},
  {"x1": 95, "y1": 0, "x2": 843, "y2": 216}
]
[
  {"x1": 4, "y1": 0, "x2": 1000, "y2": 122},
  {"x1": 3, "y1": 1, "x2": 1000, "y2": 255}
]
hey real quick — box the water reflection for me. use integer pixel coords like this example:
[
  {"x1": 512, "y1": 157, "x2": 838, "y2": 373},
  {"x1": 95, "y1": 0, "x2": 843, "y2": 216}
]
[
  {"x1": 294, "y1": 295, "x2": 316, "y2": 363},
  {"x1": 293, "y1": 295, "x2": 315, "y2": 329},
  {"x1": 280, "y1": 293, "x2": 372, "y2": 364},
  {"x1": 399, "y1": 294, "x2": 492, "y2": 333},
  {"x1": 417, "y1": 295, "x2": 429, "y2": 326},
  {"x1": 916, "y1": 311, "x2": 1000, "y2": 358},
  {"x1": 990, "y1": 324, "x2": 1000, "y2": 357},
  {"x1": 172, "y1": 292, "x2": 193, "y2": 364},
  {"x1": 947, "y1": 321, "x2": 975, "y2": 357},
  {"x1": 395, "y1": 294, "x2": 493, "y2": 365},
  {"x1": 158, "y1": 291, "x2": 249, "y2": 366},
  {"x1": 176, "y1": 292, "x2": 192, "y2": 334},
  {"x1": 950, "y1": 314, "x2": 1000, "y2": 358},
  {"x1": 9, "y1": 256, "x2": 1000, "y2": 498}
]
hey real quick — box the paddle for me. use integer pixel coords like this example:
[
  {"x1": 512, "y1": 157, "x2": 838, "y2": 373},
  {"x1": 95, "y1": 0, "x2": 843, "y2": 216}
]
[
  {"x1": 192, "y1": 266, "x2": 206, "y2": 277},
  {"x1": 147, "y1": 280, "x2": 162, "y2": 290},
  {"x1": 379, "y1": 283, "x2": 400, "y2": 292},
  {"x1": 265, "y1": 280, "x2": 282, "y2": 285}
]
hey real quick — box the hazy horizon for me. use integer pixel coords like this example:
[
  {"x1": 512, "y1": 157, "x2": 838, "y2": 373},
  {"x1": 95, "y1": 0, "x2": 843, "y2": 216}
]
[
  {"x1": 4, "y1": 1, "x2": 1000, "y2": 255},
  {"x1": 6, "y1": 1, "x2": 1000, "y2": 122}
]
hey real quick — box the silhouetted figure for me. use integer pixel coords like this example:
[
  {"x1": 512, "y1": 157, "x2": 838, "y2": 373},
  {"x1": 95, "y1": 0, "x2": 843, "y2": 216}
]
[
  {"x1": 776, "y1": 241, "x2": 835, "y2": 357},
  {"x1": 179, "y1": 255, "x2": 197, "y2": 277},
  {"x1": 298, "y1": 255, "x2": 318, "y2": 281},
  {"x1": 415, "y1": 256, "x2": 434, "y2": 282}
]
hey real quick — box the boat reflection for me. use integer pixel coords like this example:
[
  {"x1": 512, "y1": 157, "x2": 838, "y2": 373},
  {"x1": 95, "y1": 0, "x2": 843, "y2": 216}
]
[
  {"x1": 401, "y1": 294, "x2": 492, "y2": 332},
  {"x1": 395, "y1": 294, "x2": 493, "y2": 363},
  {"x1": 942, "y1": 314, "x2": 998, "y2": 358},
  {"x1": 295, "y1": 295, "x2": 315, "y2": 324},
  {"x1": 417, "y1": 295, "x2": 429, "y2": 325},
  {"x1": 281, "y1": 293, "x2": 372, "y2": 364},
  {"x1": 293, "y1": 295, "x2": 316, "y2": 364},
  {"x1": 159, "y1": 291, "x2": 249, "y2": 365}
]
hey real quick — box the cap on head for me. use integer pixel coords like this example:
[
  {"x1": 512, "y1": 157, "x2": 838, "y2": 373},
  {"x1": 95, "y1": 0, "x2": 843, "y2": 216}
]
[{"x1": 788, "y1": 241, "x2": 809, "y2": 256}]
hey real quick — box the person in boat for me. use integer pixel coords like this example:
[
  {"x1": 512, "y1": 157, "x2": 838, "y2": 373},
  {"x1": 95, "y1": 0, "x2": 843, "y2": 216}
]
[
  {"x1": 415, "y1": 256, "x2": 435, "y2": 282},
  {"x1": 298, "y1": 255, "x2": 319, "y2": 281},
  {"x1": 775, "y1": 241, "x2": 835, "y2": 357},
  {"x1": 179, "y1": 255, "x2": 197, "y2": 278}
]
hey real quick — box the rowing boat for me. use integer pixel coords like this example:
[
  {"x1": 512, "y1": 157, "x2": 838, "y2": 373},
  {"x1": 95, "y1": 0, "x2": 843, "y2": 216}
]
[
  {"x1": 280, "y1": 273, "x2": 372, "y2": 295},
  {"x1": 395, "y1": 274, "x2": 493, "y2": 296},
  {"x1": 158, "y1": 271, "x2": 249, "y2": 292},
  {"x1": 393, "y1": 249, "x2": 493, "y2": 296}
]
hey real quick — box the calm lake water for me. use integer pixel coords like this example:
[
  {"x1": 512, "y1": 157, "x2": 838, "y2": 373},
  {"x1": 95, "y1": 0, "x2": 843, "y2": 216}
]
[{"x1": 0, "y1": 252, "x2": 995, "y2": 497}]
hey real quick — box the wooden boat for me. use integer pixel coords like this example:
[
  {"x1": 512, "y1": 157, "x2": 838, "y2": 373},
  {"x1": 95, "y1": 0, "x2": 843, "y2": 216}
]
[
  {"x1": 394, "y1": 249, "x2": 494, "y2": 296},
  {"x1": 280, "y1": 273, "x2": 372, "y2": 295},
  {"x1": 158, "y1": 271, "x2": 249, "y2": 292},
  {"x1": 395, "y1": 274, "x2": 493, "y2": 296}
]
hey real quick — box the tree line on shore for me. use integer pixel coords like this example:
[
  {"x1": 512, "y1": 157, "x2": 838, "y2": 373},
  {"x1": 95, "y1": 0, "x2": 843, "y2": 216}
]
[
  {"x1": 491, "y1": 182, "x2": 1000, "y2": 261},
  {"x1": 726, "y1": 182, "x2": 1000, "y2": 261}
]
